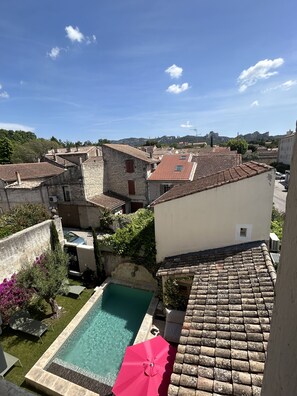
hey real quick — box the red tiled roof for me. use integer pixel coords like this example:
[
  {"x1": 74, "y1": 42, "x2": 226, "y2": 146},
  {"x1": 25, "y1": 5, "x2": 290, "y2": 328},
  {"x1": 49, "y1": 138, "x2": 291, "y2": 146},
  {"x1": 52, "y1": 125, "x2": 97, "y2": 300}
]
[
  {"x1": 0, "y1": 162, "x2": 65, "y2": 182},
  {"x1": 103, "y1": 144, "x2": 157, "y2": 163},
  {"x1": 87, "y1": 193, "x2": 126, "y2": 210},
  {"x1": 192, "y1": 154, "x2": 242, "y2": 179},
  {"x1": 148, "y1": 154, "x2": 196, "y2": 181},
  {"x1": 152, "y1": 161, "x2": 272, "y2": 205},
  {"x1": 157, "y1": 242, "x2": 276, "y2": 396}
]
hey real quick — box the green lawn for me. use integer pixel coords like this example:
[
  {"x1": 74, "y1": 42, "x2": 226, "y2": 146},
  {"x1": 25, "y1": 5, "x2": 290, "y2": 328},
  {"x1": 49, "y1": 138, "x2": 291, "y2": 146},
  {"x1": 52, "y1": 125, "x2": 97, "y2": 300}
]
[{"x1": 0, "y1": 285, "x2": 94, "y2": 391}]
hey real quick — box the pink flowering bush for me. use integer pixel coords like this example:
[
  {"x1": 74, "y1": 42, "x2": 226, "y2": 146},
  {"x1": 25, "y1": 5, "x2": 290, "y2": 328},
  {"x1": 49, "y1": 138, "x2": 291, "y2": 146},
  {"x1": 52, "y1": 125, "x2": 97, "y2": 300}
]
[{"x1": 0, "y1": 274, "x2": 33, "y2": 324}]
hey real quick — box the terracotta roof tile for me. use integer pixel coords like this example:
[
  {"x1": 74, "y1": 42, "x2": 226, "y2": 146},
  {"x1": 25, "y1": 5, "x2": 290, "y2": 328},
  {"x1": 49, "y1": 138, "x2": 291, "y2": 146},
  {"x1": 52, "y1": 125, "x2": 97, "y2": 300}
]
[
  {"x1": 152, "y1": 161, "x2": 273, "y2": 205},
  {"x1": 0, "y1": 162, "x2": 65, "y2": 182},
  {"x1": 103, "y1": 143, "x2": 157, "y2": 163},
  {"x1": 192, "y1": 153, "x2": 242, "y2": 180},
  {"x1": 158, "y1": 242, "x2": 276, "y2": 396},
  {"x1": 87, "y1": 192, "x2": 126, "y2": 210},
  {"x1": 148, "y1": 154, "x2": 196, "y2": 181}
]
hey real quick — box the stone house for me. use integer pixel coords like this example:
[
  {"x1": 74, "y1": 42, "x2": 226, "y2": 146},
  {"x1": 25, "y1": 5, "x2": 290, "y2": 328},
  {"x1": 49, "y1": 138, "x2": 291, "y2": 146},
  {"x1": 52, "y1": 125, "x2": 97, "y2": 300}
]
[
  {"x1": 102, "y1": 144, "x2": 158, "y2": 212},
  {"x1": 0, "y1": 162, "x2": 65, "y2": 214},
  {"x1": 277, "y1": 131, "x2": 296, "y2": 165},
  {"x1": 148, "y1": 154, "x2": 197, "y2": 202},
  {"x1": 148, "y1": 152, "x2": 242, "y2": 203},
  {"x1": 152, "y1": 161, "x2": 275, "y2": 262}
]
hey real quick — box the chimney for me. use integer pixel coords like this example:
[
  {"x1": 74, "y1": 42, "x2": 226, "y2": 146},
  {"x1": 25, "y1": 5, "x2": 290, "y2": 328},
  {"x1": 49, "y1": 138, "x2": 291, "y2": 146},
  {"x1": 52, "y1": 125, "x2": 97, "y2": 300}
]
[
  {"x1": 79, "y1": 157, "x2": 83, "y2": 165},
  {"x1": 16, "y1": 172, "x2": 21, "y2": 185}
]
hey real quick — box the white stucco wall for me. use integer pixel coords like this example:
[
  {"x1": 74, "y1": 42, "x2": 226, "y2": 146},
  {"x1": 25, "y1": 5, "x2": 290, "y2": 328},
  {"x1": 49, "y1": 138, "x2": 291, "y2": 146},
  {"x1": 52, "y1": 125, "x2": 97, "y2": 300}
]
[
  {"x1": 154, "y1": 170, "x2": 274, "y2": 262},
  {"x1": 278, "y1": 133, "x2": 295, "y2": 165}
]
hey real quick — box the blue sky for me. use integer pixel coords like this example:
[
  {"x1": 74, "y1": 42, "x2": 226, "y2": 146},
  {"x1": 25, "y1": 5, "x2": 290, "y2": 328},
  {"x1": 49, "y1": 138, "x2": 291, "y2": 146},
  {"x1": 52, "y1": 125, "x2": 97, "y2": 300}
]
[{"x1": 0, "y1": 0, "x2": 296, "y2": 142}]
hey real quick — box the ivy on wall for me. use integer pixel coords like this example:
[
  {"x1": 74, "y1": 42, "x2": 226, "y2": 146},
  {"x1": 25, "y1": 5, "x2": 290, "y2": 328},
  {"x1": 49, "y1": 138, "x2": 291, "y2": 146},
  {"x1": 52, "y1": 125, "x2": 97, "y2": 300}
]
[{"x1": 106, "y1": 209, "x2": 157, "y2": 275}]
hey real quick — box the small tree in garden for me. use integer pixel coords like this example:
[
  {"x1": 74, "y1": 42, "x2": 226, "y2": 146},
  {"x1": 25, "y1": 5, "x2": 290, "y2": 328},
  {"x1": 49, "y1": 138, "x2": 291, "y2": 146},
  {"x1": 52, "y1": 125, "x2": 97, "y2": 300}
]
[
  {"x1": 0, "y1": 275, "x2": 33, "y2": 324},
  {"x1": 50, "y1": 221, "x2": 60, "y2": 251},
  {"x1": 17, "y1": 249, "x2": 69, "y2": 318},
  {"x1": 92, "y1": 228, "x2": 106, "y2": 284}
]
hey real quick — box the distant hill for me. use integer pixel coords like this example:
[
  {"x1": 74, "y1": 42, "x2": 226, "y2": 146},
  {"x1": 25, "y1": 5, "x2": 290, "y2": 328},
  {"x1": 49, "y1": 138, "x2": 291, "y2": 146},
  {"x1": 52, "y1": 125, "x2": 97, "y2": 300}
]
[{"x1": 113, "y1": 131, "x2": 282, "y2": 147}]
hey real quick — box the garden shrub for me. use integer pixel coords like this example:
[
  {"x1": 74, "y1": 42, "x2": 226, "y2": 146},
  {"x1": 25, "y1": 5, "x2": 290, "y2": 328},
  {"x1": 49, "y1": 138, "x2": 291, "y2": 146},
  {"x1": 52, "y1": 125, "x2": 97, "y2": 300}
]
[
  {"x1": 0, "y1": 275, "x2": 33, "y2": 324},
  {"x1": 0, "y1": 203, "x2": 51, "y2": 239},
  {"x1": 106, "y1": 209, "x2": 157, "y2": 274},
  {"x1": 271, "y1": 206, "x2": 285, "y2": 241}
]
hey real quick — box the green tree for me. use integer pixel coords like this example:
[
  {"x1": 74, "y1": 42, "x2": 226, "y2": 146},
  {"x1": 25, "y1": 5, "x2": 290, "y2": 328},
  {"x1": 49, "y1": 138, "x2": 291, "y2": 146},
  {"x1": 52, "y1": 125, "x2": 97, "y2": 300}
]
[
  {"x1": 0, "y1": 137, "x2": 13, "y2": 164},
  {"x1": 11, "y1": 138, "x2": 60, "y2": 163},
  {"x1": 17, "y1": 249, "x2": 69, "y2": 318},
  {"x1": 0, "y1": 203, "x2": 51, "y2": 239},
  {"x1": 227, "y1": 138, "x2": 248, "y2": 155},
  {"x1": 271, "y1": 206, "x2": 285, "y2": 240},
  {"x1": 92, "y1": 228, "x2": 106, "y2": 284},
  {"x1": 50, "y1": 222, "x2": 60, "y2": 251}
]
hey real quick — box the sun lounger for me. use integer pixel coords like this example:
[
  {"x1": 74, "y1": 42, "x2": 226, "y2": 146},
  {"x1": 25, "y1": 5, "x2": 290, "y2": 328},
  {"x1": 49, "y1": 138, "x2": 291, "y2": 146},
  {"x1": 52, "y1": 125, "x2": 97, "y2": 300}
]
[
  {"x1": 9, "y1": 310, "x2": 48, "y2": 342},
  {"x1": 0, "y1": 348, "x2": 22, "y2": 377},
  {"x1": 66, "y1": 285, "x2": 86, "y2": 298}
]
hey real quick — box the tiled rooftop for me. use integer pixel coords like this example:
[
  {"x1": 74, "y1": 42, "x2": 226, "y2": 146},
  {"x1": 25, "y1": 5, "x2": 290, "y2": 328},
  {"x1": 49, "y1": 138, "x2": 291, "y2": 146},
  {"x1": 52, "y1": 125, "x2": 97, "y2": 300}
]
[
  {"x1": 148, "y1": 154, "x2": 196, "y2": 181},
  {"x1": 157, "y1": 242, "x2": 276, "y2": 396},
  {"x1": 0, "y1": 162, "x2": 65, "y2": 182},
  {"x1": 103, "y1": 143, "x2": 157, "y2": 163},
  {"x1": 192, "y1": 154, "x2": 242, "y2": 180},
  {"x1": 152, "y1": 161, "x2": 272, "y2": 206},
  {"x1": 87, "y1": 192, "x2": 126, "y2": 210}
]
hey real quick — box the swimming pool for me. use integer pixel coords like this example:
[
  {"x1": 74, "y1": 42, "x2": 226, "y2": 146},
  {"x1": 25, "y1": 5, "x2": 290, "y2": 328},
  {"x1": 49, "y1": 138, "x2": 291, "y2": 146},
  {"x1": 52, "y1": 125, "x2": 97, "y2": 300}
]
[{"x1": 48, "y1": 283, "x2": 153, "y2": 386}]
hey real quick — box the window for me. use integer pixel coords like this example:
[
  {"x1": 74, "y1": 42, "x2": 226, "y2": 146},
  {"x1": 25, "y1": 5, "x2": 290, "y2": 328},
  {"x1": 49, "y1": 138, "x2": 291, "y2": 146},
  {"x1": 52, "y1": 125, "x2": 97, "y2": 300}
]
[
  {"x1": 63, "y1": 186, "x2": 71, "y2": 202},
  {"x1": 180, "y1": 155, "x2": 187, "y2": 160},
  {"x1": 125, "y1": 159, "x2": 135, "y2": 173},
  {"x1": 175, "y1": 165, "x2": 183, "y2": 172},
  {"x1": 160, "y1": 184, "x2": 172, "y2": 194},
  {"x1": 240, "y1": 227, "x2": 247, "y2": 237},
  {"x1": 128, "y1": 180, "x2": 135, "y2": 195}
]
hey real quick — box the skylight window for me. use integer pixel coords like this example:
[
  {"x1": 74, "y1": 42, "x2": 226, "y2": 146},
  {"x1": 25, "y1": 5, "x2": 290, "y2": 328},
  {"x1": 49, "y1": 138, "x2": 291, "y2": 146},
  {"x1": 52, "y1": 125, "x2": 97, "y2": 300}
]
[
  {"x1": 176, "y1": 165, "x2": 183, "y2": 172},
  {"x1": 180, "y1": 155, "x2": 187, "y2": 160}
]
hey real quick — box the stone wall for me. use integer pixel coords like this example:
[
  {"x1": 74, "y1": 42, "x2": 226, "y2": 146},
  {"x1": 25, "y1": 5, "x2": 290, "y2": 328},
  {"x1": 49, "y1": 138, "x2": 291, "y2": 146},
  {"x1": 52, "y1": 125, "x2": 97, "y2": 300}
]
[
  {"x1": 102, "y1": 145, "x2": 150, "y2": 207},
  {"x1": 0, "y1": 217, "x2": 63, "y2": 281},
  {"x1": 81, "y1": 158, "x2": 104, "y2": 199},
  {"x1": 45, "y1": 166, "x2": 85, "y2": 202}
]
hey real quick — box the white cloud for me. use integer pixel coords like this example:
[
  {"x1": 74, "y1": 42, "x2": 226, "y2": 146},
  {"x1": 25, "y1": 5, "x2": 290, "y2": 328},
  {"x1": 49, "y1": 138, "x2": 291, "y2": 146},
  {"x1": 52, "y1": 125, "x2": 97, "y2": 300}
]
[
  {"x1": 0, "y1": 123, "x2": 34, "y2": 131},
  {"x1": 180, "y1": 121, "x2": 193, "y2": 128},
  {"x1": 86, "y1": 35, "x2": 97, "y2": 45},
  {"x1": 65, "y1": 25, "x2": 85, "y2": 42},
  {"x1": 263, "y1": 79, "x2": 297, "y2": 93},
  {"x1": 251, "y1": 100, "x2": 259, "y2": 107},
  {"x1": 48, "y1": 47, "x2": 61, "y2": 60},
  {"x1": 280, "y1": 80, "x2": 297, "y2": 90},
  {"x1": 0, "y1": 83, "x2": 9, "y2": 98},
  {"x1": 167, "y1": 83, "x2": 189, "y2": 94},
  {"x1": 165, "y1": 64, "x2": 183, "y2": 79},
  {"x1": 238, "y1": 58, "x2": 284, "y2": 92}
]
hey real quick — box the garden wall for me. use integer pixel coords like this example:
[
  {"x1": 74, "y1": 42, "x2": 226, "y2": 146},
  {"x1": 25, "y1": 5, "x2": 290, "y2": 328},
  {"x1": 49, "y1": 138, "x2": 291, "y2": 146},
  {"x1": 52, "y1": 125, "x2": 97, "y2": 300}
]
[{"x1": 0, "y1": 217, "x2": 63, "y2": 281}]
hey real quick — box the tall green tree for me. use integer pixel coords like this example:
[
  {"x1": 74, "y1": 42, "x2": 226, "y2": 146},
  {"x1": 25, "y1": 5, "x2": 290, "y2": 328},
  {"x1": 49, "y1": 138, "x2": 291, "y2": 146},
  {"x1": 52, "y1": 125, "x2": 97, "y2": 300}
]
[
  {"x1": 0, "y1": 137, "x2": 13, "y2": 164},
  {"x1": 92, "y1": 228, "x2": 106, "y2": 284},
  {"x1": 227, "y1": 138, "x2": 248, "y2": 155},
  {"x1": 17, "y1": 249, "x2": 69, "y2": 318}
]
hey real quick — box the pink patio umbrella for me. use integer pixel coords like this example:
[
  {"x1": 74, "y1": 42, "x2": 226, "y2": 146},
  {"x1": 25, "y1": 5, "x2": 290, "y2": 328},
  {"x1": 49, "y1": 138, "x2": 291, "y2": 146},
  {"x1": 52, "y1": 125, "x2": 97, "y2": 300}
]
[{"x1": 112, "y1": 335, "x2": 176, "y2": 396}]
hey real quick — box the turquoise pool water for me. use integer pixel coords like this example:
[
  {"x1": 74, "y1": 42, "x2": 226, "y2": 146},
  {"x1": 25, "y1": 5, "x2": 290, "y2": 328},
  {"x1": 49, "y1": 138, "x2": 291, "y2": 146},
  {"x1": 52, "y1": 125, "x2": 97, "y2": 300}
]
[{"x1": 51, "y1": 283, "x2": 153, "y2": 385}]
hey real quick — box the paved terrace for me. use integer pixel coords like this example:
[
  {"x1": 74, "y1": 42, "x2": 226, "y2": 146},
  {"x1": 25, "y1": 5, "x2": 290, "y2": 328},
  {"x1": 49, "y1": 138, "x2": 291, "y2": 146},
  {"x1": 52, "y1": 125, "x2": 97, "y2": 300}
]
[{"x1": 157, "y1": 241, "x2": 276, "y2": 396}]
